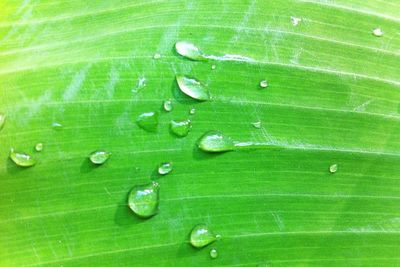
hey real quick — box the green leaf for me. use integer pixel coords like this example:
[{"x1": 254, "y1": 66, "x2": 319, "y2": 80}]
[{"x1": 1, "y1": 0, "x2": 400, "y2": 266}]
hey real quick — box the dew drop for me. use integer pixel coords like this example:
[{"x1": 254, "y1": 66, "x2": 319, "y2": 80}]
[
  {"x1": 163, "y1": 100, "x2": 173, "y2": 112},
  {"x1": 9, "y1": 149, "x2": 36, "y2": 167},
  {"x1": 0, "y1": 113, "x2": 6, "y2": 131},
  {"x1": 89, "y1": 150, "x2": 111, "y2": 165},
  {"x1": 189, "y1": 108, "x2": 196, "y2": 115},
  {"x1": 128, "y1": 181, "x2": 160, "y2": 218},
  {"x1": 35, "y1": 143, "x2": 43, "y2": 152},
  {"x1": 170, "y1": 119, "x2": 191, "y2": 137},
  {"x1": 153, "y1": 53, "x2": 161, "y2": 59},
  {"x1": 176, "y1": 75, "x2": 210, "y2": 101},
  {"x1": 211, "y1": 64, "x2": 216, "y2": 70},
  {"x1": 175, "y1": 41, "x2": 206, "y2": 61},
  {"x1": 291, "y1": 16, "x2": 302, "y2": 26},
  {"x1": 252, "y1": 121, "x2": 261, "y2": 129},
  {"x1": 197, "y1": 131, "x2": 235, "y2": 153},
  {"x1": 210, "y1": 248, "x2": 218, "y2": 259},
  {"x1": 158, "y1": 162, "x2": 172, "y2": 175},
  {"x1": 259, "y1": 80, "x2": 268, "y2": 88},
  {"x1": 52, "y1": 122, "x2": 63, "y2": 131},
  {"x1": 136, "y1": 112, "x2": 159, "y2": 132},
  {"x1": 329, "y1": 164, "x2": 338, "y2": 173},
  {"x1": 372, "y1": 28, "x2": 383, "y2": 37},
  {"x1": 190, "y1": 224, "x2": 219, "y2": 248}
]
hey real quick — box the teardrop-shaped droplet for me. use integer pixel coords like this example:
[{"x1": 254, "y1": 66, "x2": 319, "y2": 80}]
[
  {"x1": 252, "y1": 121, "x2": 261, "y2": 129},
  {"x1": 190, "y1": 224, "x2": 219, "y2": 248},
  {"x1": 163, "y1": 100, "x2": 173, "y2": 112},
  {"x1": 329, "y1": 164, "x2": 338, "y2": 173},
  {"x1": 35, "y1": 143, "x2": 43, "y2": 152},
  {"x1": 136, "y1": 112, "x2": 159, "y2": 132},
  {"x1": 89, "y1": 150, "x2": 111, "y2": 165},
  {"x1": 52, "y1": 122, "x2": 63, "y2": 131},
  {"x1": 210, "y1": 248, "x2": 218, "y2": 259},
  {"x1": 10, "y1": 149, "x2": 36, "y2": 167},
  {"x1": 197, "y1": 131, "x2": 235, "y2": 153},
  {"x1": 158, "y1": 162, "x2": 172, "y2": 175},
  {"x1": 372, "y1": 28, "x2": 383, "y2": 37},
  {"x1": 189, "y1": 108, "x2": 196, "y2": 115},
  {"x1": 170, "y1": 119, "x2": 191, "y2": 137},
  {"x1": 175, "y1": 41, "x2": 206, "y2": 61},
  {"x1": 259, "y1": 80, "x2": 268, "y2": 88},
  {"x1": 0, "y1": 113, "x2": 6, "y2": 131},
  {"x1": 176, "y1": 75, "x2": 210, "y2": 101},
  {"x1": 128, "y1": 181, "x2": 160, "y2": 218}
]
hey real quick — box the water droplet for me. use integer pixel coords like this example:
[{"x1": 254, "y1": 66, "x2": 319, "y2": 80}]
[
  {"x1": 89, "y1": 150, "x2": 111, "y2": 165},
  {"x1": 291, "y1": 16, "x2": 302, "y2": 26},
  {"x1": 190, "y1": 224, "x2": 219, "y2": 248},
  {"x1": 132, "y1": 77, "x2": 147, "y2": 93},
  {"x1": 329, "y1": 164, "x2": 337, "y2": 173},
  {"x1": 210, "y1": 248, "x2": 218, "y2": 259},
  {"x1": 0, "y1": 113, "x2": 6, "y2": 131},
  {"x1": 9, "y1": 149, "x2": 36, "y2": 167},
  {"x1": 252, "y1": 121, "x2": 261, "y2": 129},
  {"x1": 259, "y1": 80, "x2": 268, "y2": 88},
  {"x1": 158, "y1": 162, "x2": 172, "y2": 175},
  {"x1": 211, "y1": 64, "x2": 216, "y2": 70},
  {"x1": 175, "y1": 41, "x2": 206, "y2": 61},
  {"x1": 372, "y1": 28, "x2": 383, "y2": 37},
  {"x1": 176, "y1": 75, "x2": 210, "y2": 101},
  {"x1": 163, "y1": 100, "x2": 173, "y2": 112},
  {"x1": 189, "y1": 108, "x2": 196, "y2": 115},
  {"x1": 170, "y1": 119, "x2": 191, "y2": 137},
  {"x1": 52, "y1": 122, "x2": 63, "y2": 131},
  {"x1": 128, "y1": 181, "x2": 160, "y2": 218},
  {"x1": 35, "y1": 143, "x2": 43, "y2": 152},
  {"x1": 197, "y1": 131, "x2": 235, "y2": 153},
  {"x1": 153, "y1": 53, "x2": 161, "y2": 59},
  {"x1": 136, "y1": 112, "x2": 159, "y2": 132}
]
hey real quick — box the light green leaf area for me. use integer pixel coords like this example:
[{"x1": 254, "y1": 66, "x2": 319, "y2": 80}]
[{"x1": 1, "y1": 0, "x2": 400, "y2": 266}]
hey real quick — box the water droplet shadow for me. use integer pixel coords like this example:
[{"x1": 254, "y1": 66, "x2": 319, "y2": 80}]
[{"x1": 80, "y1": 158, "x2": 101, "y2": 174}]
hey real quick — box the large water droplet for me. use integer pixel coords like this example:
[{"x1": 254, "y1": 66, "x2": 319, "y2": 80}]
[
  {"x1": 372, "y1": 28, "x2": 383, "y2": 37},
  {"x1": 163, "y1": 100, "x2": 173, "y2": 112},
  {"x1": 259, "y1": 80, "x2": 268, "y2": 88},
  {"x1": 158, "y1": 162, "x2": 172, "y2": 175},
  {"x1": 10, "y1": 149, "x2": 36, "y2": 167},
  {"x1": 190, "y1": 224, "x2": 218, "y2": 248},
  {"x1": 52, "y1": 122, "x2": 63, "y2": 131},
  {"x1": 0, "y1": 113, "x2": 6, "y2": 131},
  {"x1": 35, "y1": 143, "x2": 43, "y2": 152},
  {"x1": 210, "y1": 248, "x2": 218, "y2": 259},
  {"x1": 290, "y1": 16, "x2": 302, "y2": 26},
  {"x1": 197, "y1": 131, "x2": 235, "y2": 152},
  {"x1": 170, "y1": 119, "x2": 191, "y2": 137},
  {"x1": 128, "y1": 181, "x2": 160, "y2": 218},
  {"x1": 329, "y1": 164, "x2": 338, "y2": 173},
  {"x1": 176, "y1": 75, "x2": 210, "y2": 101},
  {"x1": 175, "y1": 41, "x2": 206, "y2": 61},
  {"x1": 89, "y1": 150, "x2": 111, "y2": 165},
  {"x1": 136, "y1": 112, "x2": 159, "y2": 132}
]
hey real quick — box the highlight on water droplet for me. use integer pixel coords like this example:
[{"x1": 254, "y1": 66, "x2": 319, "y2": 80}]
[
  {"x1": 175, "y1": 41, "x2": 206, "y2": 61},
  {"x1": 211, "y1": 64, "x2": 216, "y2": 70},
  {"x1": 259, "y1": 80, "x2": 268, "y2": 88},
  {"x1": 372, "y1": 28, "x2": 383, "y2": 37},
  {"x1": 89, "y1": 150, "x2": 111, "y2": 165},
  {"x1": 190, "y1": 224, "x2": 219, "y2": 248},
  {"x1": 9, "y1": 149, "x2": 36, "y2": 167},
  {"x1": 163, "y1": 100, "x2": 173, "y2": 112},
  {"x1": 210, "y1": 248, "x2": 218, "y2": 259},
  {"x1": 329, "y1": 164, "x2": 338, "y2": 173},
  {"x1": 176, "y1": 75, "x2": 210, "y2": 101},
  {"x1": 0, "y1": 113, "x2": 6, "y2": 131},
  {"x1": 136, "y1": 112, "x2": 159, "y2": 132},
  {"x1": 128, "y1": 181, "x2": 160, "y2": 218},
  {"x1": 52, "y1": 122, "x2": 63, "y2": 131},
  {"x1": 189, "y1": 108, "x2": 196, "y2": 115},
  {"x1": 290, "y1": 16, "x2": 302, "y2": 26},
  {"x1": 252, "y1": 121, "x2": 261, "y2": 129},
  {"x1": 170, "y1": 119, "x2": 191, "y2": 137},
  {"x1": 153, "y1": 53, "x2": 161, "y2": 59},
  {"x1": 35, "y1": 143, "x2": 43, "y2": 152},
  {"x1": 197, "y1": 131, "x2": 235, "y2": 153},
  {"x1": 158, "y1": 162, "x2": 172, "y2": 175}
]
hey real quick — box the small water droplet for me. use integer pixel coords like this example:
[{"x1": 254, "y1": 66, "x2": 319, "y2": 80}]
[
  {"x1": 259, "y1": 80, "x2": 268, "y2": 88},
  {"x1": 89, "y1": 150, "x2": 111, "y2": 165},
  {"x1": 211, "y1": 64, "x2": 216, "y2": 70},
  {"x1": 176, "y1": 75, "x2": 210, "y2": 101},
  {"x1": 35, "y1": 143, "x2": 43, "y2": 152},
  {"x1": 132, "y1": 76, "x2": 147, "y2": 93},
  {"x1": 153, "y1": 53, "x2": 161, "y2": 59},
  {"x1": 128, "y1": 181, "x2": 160, "y2": 218},
  {"x1": 210, "y1": 248, "x2": 218, "y2": 259},
  {"x1": 197, "y1": 131, "x2": 235, "y2": 153},
  {"x1": 372, "y1": 28, "x2": 383, "y2": 37},
  {"x1": 189, "y1": 108, "x2": 196, "y2": 115},
  {"x1": 170, "y1": 119, "x2": 191, "y2": 137},
  {"x1": 175, "y1": 41, "x2": 206, "y2": 61},
  {"x1": 52, "y1": 122, "x2": 63, "y2": 131},
  {"x1": 0, "y1": 113, "x2": 6, "y2": 131},
  {"x1": 136, "y1": 112, "x2": 159, "y2": 132},
  {"x1": 252, "y1": 121, "x2": 261, "y2": 129},
  {"x1": 190, "y1": 224, "x2": 219, "y2": 248},
  {"x1": 158, "y1": 162, "x2": 172, "y2": 175},
  {"x1": 9, "y1": 149, "x2": 36, "y2": 167},
  {"x1": 163, "y1": 100, "x2": 173, "y2": 112},
  {"x1": 291, "y1": 16, "x2": 302, "y2": 26},
  {"x1": 329, "y1": 164, "x2": 337, "y2": 173}
]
